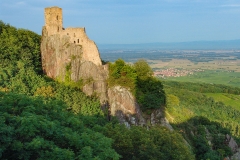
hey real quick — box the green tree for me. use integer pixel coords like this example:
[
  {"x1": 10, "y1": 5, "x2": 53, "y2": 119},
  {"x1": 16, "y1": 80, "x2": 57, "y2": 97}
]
[
  {"x1": 134, "y1": 59, "x2": 153, "y2": 80},
  {"x1": 0, "y1": 91, "x2": 120, "y2": 160}
]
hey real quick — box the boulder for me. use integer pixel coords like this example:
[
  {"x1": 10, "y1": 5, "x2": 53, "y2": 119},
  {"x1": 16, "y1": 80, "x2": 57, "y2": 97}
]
[{"x1": 226, "y1": 134, "x2": 238, "y2": 153}]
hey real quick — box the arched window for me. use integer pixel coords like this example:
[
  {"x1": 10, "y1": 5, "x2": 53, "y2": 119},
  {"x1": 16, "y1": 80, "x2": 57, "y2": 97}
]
[
  {"x1": 74, "y1": 41, "x2": 76, "y2": 43},
  {"x1": 56, "y1": 15, "x2": 58, "y2": 20},
  {"x1": 58, "y1": 27, "x2": 59, "y2": 32},
  {"x1": 78, "y1": 39, "x2": 79, "y2": 43}
]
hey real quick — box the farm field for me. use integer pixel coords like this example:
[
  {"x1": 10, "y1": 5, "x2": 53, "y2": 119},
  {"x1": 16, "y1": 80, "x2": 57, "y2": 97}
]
[
  {"x1": 164, "y1": 70, "x2": 240, "y2": 88},
  {"x1": 149, "y1": 59, "x2": 240, "y2": 72},
  {"x1": 100, "y1": 49, "x2": 240, "y2": 87},
  {"x1": 204, "y1": 93, "x2": 240, "y2": 111}
]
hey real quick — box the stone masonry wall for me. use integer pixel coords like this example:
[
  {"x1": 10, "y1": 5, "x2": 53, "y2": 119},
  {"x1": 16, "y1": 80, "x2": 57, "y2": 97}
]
[{"x1": 44, "y1": 7, "x2": 63, "y2": 36}]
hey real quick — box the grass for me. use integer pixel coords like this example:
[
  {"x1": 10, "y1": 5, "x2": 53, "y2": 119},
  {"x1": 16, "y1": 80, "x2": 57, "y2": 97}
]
[
  {"x1": 204, "y1": 93, "x2": 240, "y2": 111},
  {"x1": 165, "y1": 70, "x2": 240, "y2": 88}
]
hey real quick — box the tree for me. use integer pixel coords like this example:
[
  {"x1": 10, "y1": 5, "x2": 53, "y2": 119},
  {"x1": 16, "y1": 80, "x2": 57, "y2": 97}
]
[
  {"x1": 134, "y1": 59, "x2": 153, "y2": 80},
  {"x1": 0, "y1": 91, "x2": 120, "y2": 160}
]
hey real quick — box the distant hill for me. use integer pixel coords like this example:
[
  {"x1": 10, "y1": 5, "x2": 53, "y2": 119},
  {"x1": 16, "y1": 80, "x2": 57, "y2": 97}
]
[{"x1": 98, "y1": 39, "x2": 240, "y2": 50}]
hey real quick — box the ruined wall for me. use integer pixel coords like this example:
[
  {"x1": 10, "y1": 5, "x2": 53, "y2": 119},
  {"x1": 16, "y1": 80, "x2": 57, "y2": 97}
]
[
  {"x1": 61, "y1": 28, "x2": 101, "y2": 66},
  {"x1": 44, "y1": 7, "x2": 63, "y2": 36},
  {"x1": 41, "y1": 6, "x2": 105, "y2": 102},
  {"x1": 42, "y1": 6, "x2": 101, "y2": 69}
]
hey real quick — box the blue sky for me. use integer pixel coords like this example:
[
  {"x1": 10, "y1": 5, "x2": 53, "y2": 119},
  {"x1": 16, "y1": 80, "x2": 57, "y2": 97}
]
[{"x1": 1, "y1": 0, "x2": 240, "y2": 44}]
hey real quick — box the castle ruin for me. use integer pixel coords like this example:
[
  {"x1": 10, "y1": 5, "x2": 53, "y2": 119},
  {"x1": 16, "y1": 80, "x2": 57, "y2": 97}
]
[
  {"x1": 41, "y1": 7, "x2": 147, "y2": 125},
  {"x1": 41, "y1": 6, "x2": 102, "y2": 79}
]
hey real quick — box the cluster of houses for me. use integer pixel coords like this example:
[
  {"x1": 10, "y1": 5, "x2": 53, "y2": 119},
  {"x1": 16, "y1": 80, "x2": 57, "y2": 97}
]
[{"x1": 154, "y1": 68, "x2": 204, "y2": 78}]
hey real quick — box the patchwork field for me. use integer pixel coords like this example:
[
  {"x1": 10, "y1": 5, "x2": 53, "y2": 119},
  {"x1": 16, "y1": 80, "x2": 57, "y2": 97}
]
[
  {"x1": 149, "y1": 59, "x2": 240, "y2": 72},
  {"x1": 101, "y1": 49, "x2": 240, "y2": 87}
]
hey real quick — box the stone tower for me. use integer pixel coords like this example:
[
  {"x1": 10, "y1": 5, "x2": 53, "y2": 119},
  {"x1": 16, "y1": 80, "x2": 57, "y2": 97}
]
[{"x1": 44, "y1": 7, "x2": 63, "y2": 36}]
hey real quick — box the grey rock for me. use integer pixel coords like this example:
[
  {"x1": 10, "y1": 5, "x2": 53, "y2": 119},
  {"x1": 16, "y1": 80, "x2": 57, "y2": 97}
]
[{"x1": 226, "y1": 134, "x2": 239, "y2": 153}]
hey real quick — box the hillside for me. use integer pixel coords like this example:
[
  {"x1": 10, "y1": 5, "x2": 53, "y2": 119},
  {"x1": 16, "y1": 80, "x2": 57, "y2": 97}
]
[
  {"x1": 1, "y1": 18, "x2": 240, "y2": 159},
  {"x1": 0, "y1": 21, "x2": 195, "y2": 159},
  {"x1": 164, "y1": 81, "x2": 240, "y2": 159}
]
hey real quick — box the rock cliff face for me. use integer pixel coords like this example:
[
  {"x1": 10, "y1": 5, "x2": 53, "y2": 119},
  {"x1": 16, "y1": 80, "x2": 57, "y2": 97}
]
[
  {"x1": 108, "y1": 86, "x2": 146, "y2": 126},
  {"x1": 224, "y1": 134, "x2": 240, "y2": 160},
  {"x1": 79, "y1": 61, "x2": 108, "y2": 103},
  {"x1": 41, "y1": 6, "x2": 169, "y2": 127},
  {"x1": 226, "y1": 134, "x2": 239, "y2": 153},
  {"x1": 41, "y1": 27, "x2": 108, "y2": 102},
  {"x1": 41, "y1": 29, "x2": 81, "y2": 79},
  {"x1": 41, "y1": 7, "x2": 107, "y2": 102},
  {"x1": 41, "y1": 34, "x2": 168, "y2": 126}
]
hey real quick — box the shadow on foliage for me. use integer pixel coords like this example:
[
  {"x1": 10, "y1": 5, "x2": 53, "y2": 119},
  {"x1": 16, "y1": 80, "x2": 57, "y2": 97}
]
[
  {"x1": 136, "y1": 77, "x2": 166, "y2": 112},
  {"x1": 0, "y1": 91, "x2": 119, "y2": 160},
  {"x1": 173, "y1": 116, "x2": 239, "y2": 160}
]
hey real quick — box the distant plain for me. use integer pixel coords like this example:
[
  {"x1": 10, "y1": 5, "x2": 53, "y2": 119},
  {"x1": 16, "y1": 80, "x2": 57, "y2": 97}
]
[{"x1": 100, "y1": 48, "x2": 240, "y2": 87}]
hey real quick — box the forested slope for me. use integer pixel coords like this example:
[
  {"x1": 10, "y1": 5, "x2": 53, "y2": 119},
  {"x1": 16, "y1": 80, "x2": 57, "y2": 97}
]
[
  {"x1": 0, "y1": 21, "x2": 194, "y2": 159},
  {"x1": 164, "y1": 80, "x2": 240, "y2": 159}
]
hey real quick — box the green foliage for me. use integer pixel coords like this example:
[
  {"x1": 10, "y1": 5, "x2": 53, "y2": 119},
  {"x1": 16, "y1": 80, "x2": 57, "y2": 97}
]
[
  {"x1": 164, "y1": 80, "x2": 240, "y2": 95},
  {"x1": 108, "y1": 59, "x2": 137, "y2": 93},
  {"x1": 204, "y1": 93, "x2": 240, "y2": 111},
  {"x1": 164, "y1": 82, "x2": 240, "y2": 137},
  {"x1": 163, "y1": 80, "x2": 240, "y2": 159},
  {"x1": 0, "y1": 92, "x2": 120, "y2": 159},
  {"x1": 166, "y1": 70, "x2": 240, "y2": 88},
  {"x1": 136, "y1": 77, "x2": 165, "y2": 110},
  {"x1": 134, "y1": 59, "x2": 153, "y2": 80},
  {"x1": 108, "y1": 59, "x2": 166, "y2": 110},
  {"x1": 3, "y1": 20, "x2": 239, "y2": 159},
  {"x1": 64, "y1": 62, "x2": 72, "y2": 82},
  {"x1": 54, "y1": 84, "x2": 103, "y2": 116},
  {"x1": 103, "y1": 123, "x2": 195, "y2": 160},
  {"x1": 184, "y1": 117, "x2": 233, "y2": 160},
  {"x1": 0, "y1": 61, "x2": 103, "y2": 116},
  {"x1": 0, "y1": 21, "x2": 42, "y2": 73},
  {"x1": 166, "y1": 94, "x2": 180, "y2": 108},
  {"x1": 34, "y1": 86, "x2": 55, "y2": 97}
]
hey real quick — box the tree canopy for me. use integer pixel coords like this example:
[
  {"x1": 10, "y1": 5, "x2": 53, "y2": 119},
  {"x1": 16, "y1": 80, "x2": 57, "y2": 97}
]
[
  {"x1": 108, "y1": 59, "x2": 166, "y2": 110},
  {"x1": 0, "y1": 20, "x2": 195, "y2": 160}
]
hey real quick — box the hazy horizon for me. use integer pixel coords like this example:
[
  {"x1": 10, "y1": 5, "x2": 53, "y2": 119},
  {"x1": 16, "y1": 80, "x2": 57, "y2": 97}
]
[{"x1": 97, "y1": 39, "x2": 240, "y2": 50}]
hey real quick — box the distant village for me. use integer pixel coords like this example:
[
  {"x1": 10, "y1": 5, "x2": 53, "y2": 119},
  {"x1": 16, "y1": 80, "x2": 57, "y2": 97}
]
[{"x1": 154, "y1": 68, "x2": 204, "y2": 78}]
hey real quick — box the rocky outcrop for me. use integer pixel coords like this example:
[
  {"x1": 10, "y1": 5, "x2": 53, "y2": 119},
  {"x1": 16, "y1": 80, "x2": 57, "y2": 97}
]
[
  {"x1": 224, "y1": 134, "x2": 240, "y2": 160},
  {"x1": 226, "y1": 134, "x2": 239, "y2": 153},
  {"x1": 79, "y1": 61, "x2": 108, "y2": 103},
  {"x1": 231, "y1": 149, "x2": 240, "y2": 160},
  {"x1": 160, "y1": 117, "x2": 174, "y2": 131},
  {"x1": 41, "y1": 30, "x2": 81, "y2": 79},
  {"x1": 41, "y1": 6, "x2": 109, "y2": 103},
  {"x1": 108, "y1": 86, "x2": 146, "y2": 126},
  {"x1": 41, "y1": 6, "x2": 172, "y2": 130},
  {"x1": 41, "y1": 29, "x2": 108, "y2": 103}
]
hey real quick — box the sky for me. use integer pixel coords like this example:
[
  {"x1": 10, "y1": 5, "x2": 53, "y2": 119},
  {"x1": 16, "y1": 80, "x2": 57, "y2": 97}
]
[{"x1": 0, "y1": 0, "x2": 240, "y2": 44}]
